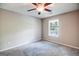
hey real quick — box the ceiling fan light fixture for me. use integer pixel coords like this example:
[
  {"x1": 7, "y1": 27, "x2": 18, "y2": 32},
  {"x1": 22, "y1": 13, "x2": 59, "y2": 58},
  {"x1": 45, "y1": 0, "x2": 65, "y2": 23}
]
[
  {"x1": 28, "y1": 3, "x2": 52, "y2": 15},
  {"x1": 36, "y1": 3, "x2": 44, "y2": 12},
  {"x1": 36, "y1": 7, "x2": 44, "y2": 12}
]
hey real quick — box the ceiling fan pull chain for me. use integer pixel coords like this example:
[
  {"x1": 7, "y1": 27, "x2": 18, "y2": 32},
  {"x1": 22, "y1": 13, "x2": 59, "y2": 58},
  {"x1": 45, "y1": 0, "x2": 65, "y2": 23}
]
[{"x1": 38, "y1": 12, "x2": 41, "y2": 15}]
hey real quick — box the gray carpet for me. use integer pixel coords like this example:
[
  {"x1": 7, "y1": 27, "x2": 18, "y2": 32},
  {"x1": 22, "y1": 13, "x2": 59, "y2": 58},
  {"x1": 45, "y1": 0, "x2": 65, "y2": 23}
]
[
  {"x1": 0, "y1": 41, "x2": 79, "y2": 56},
  {"x1": 23, "y1": 41, "x2": 79, "y2": 56}
]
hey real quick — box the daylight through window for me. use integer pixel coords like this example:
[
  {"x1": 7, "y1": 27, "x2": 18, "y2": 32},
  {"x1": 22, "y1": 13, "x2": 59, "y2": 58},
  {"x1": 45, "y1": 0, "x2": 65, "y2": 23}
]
[{"x1": 48, "y1": 19, "x2": 59, "y2": 37}]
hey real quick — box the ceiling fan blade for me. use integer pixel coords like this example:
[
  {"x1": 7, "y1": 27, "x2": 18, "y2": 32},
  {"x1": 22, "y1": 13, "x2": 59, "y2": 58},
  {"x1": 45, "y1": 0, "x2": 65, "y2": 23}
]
[
  {"x1": 32, "y1": 3, "x2": 37, "y2": 6},
  {"x1": 27, "y1": 8, "x2": 36, "y2": 11},
  {"x1": 44, "y1": 3, "x2": 52, "y2": 7},
  {"x1": 45, "y1": 8, "x2": 52, "y2": 12}
]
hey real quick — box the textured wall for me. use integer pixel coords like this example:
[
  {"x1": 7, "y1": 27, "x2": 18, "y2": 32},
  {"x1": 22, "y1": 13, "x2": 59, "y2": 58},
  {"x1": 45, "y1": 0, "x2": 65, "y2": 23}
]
[
  {"x1": 0, "y1": 8, "x2": 41, "y2": 50},
  {"x1": 43, "y1": 10, "x2": 79, "y2": 49}
]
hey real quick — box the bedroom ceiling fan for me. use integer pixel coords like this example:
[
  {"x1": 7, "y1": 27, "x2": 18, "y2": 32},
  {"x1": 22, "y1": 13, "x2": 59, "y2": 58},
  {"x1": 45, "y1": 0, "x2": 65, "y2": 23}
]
[{"x1": 27, "y1": 3, "x2": 52, "y2": 15}]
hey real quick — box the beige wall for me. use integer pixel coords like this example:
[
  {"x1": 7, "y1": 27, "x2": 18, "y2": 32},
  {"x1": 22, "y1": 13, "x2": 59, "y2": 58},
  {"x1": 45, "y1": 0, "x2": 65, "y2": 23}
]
[
  {"x1": 43, "y1": 10, "x2": 79, "y2": 48},
  {"x1": 0, "y1": 8, "x2": 41, "y2": 50}
]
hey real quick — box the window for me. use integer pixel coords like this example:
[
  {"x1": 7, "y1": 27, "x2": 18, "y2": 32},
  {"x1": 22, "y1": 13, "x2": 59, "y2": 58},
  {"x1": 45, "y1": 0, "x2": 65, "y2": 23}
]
[{"x1": 48, "y1": 19, "x2": 59, "y2": 37}]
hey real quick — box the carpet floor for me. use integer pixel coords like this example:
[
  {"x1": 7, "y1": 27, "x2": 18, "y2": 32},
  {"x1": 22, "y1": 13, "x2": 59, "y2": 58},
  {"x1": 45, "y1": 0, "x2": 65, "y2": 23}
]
[{"x1": 0, "y1": 40, "x2": 79, "y2": 56}]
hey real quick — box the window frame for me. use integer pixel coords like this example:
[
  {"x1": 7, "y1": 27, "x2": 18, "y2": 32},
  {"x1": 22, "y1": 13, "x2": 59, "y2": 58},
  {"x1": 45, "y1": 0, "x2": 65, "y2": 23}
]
[{"x1": 48, "y1": 19, "x2": 59, "y2": 37}]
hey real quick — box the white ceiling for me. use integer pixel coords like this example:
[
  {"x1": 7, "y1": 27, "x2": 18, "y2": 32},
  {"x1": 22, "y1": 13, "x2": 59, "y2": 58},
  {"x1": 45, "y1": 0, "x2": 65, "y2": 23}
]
[{"x1": 0, "y1": 3, "x2": 79, "y2": 18}]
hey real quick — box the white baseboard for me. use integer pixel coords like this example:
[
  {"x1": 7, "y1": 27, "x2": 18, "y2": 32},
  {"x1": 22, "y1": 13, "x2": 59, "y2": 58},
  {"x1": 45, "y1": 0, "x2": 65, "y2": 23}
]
[
  {"x1": 0, "y1": 39, "x2": 39, "y2": 52},
  {"x1": 46, "y1": 40, "x2": 79, "y2": 50}
]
